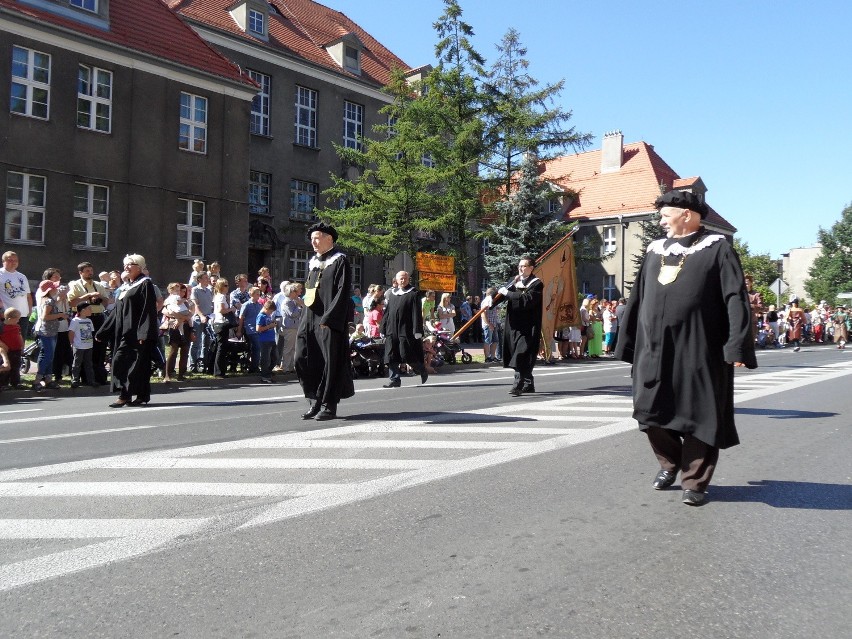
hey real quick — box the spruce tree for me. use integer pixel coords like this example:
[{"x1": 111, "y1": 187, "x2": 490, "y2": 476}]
[{"x1": 484, "y1": 153, "x2": 572, "y2": 283}]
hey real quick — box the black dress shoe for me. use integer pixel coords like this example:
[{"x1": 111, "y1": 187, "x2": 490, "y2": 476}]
[
  {"x1": 682, "y1": 489, "x2": 706, "y2": 506},
  {"x1": 314, "y1": 406, "x2": 337, "y2": 421},
  {"x1": 383, "y1": 381, "x2": 401, "y2": 388},
  {"x1": 653, "y1": 469, "x2": 678, "y2": 490},
  {"x1": 508, "y1": 386, "x2": 522, "y2": 396},
  {"x1": 301, "y1": 403, "x2": 321, "y2": 419},
  {"x1": 521, "y1": 385, "x2": 535, "y2": 394},
  {"x1": 128, "y1": 398, "x2": 149, "y2": 406},
  {"x1": 420, "y1": 370, "x2": 428, "y2": 384}
]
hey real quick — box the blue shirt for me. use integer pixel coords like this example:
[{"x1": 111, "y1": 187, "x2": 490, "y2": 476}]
[
  {"x1": 239, "y1": 301, "x2": 262, "y2": 335},
  {"x1": 256, "y1": 313, "x2": 276, "y2": 342}
]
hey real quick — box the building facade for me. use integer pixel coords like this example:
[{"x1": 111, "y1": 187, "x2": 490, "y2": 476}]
[
  {"x1": 1, "y1": 0, "x2": 257, "y2": 284},
  {"x1": 538, "y1": 131, "x2": 738, "y2": 300},
  {"x1": 168, "y1": 0, "x2": 419, "y2": 289}
]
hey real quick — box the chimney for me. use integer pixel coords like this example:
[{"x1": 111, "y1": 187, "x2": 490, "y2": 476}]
[{"x1": 600, "y1": 130, "x2": 623, "y2": 173}]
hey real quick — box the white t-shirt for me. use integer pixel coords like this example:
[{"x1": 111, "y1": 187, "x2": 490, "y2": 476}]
[
  {"x1": 0, "y1": 268, "x2": 31, "y2": 315},
  {"x1": 69, "y1": 316, "x2": 95, "y2": 350},
  {"x1": 212, "y1": 293, "x2": 228, "y2": 322}
]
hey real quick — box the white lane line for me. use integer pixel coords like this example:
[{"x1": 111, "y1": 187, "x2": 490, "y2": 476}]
[
  {"x1": 332, "y1": 425, "x2": 577, "y2": 435},
  {"x1": 0, "y1": 424, "x2": 165, "y2": 445},
  {"x1": 0, "y1": 518, "x2": 205, "y2": 539},
  {"x1": 98, "y1": 458, "x2": 439, "y2": 470},
  {"x1": 0, "y1": 482, "x2": 327, "y2": 497},
  {"x1": 1, "y1": 409, "x2": 42, "y2": 415},
  {"x1": 241, "y1": 419, "x2": 637, "y2": 529}
]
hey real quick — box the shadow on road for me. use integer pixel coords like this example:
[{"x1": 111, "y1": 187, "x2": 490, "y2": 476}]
[
  {"x1": 711, "y1": 480, "x2": 852, "y2": 510},
  {"x1": 734, "y1": 407, "x2": 838, "y2": 419}
]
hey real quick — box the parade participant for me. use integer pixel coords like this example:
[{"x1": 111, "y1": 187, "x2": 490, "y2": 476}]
[
  {"x1": 615, "y1": 190, "x2": 757, "y2": 506},
  {"x1": 96, "y1": 254, "x2": 159, "y2": 407},
  {"x1": 832, "y1": 304, "x2": 848, "y2": 349},
  {"x1": 295, "y1": 222, "x2": 354, "y2": 420},
  {"x1": 498, "y1": 256, "x2": 544, "y2": 396},
  {"x1": 787, "y1": 298, "x2": 805, "y2": 352},
  {"x1": 381, "y1": 270, "x2": 427, "y2": 388}
]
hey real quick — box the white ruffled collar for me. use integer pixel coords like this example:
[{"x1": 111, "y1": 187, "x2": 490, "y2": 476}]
[
  {"x1": 308, "y1": 249, "x2": 344, "y2": 271},
  {"x1": 647, "y1": 233, "x2": 725, "y2": 257},
  {"x1": 118, "y1": 276, "x2": 151, "y2": 300},
  {"x1": 389, "y1": 286, "x2": 415, "y2": 296}
]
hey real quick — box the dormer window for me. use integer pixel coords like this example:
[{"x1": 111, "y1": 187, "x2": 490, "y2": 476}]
[
  {"x1": 229, "y1": 1, "x2": 268, "y2": 40},
  {"x1": 248, "y1": 8, "x2": 265, "y2": 36},
  {"x1": 325, "y1": 34, "x2": 363, "y2": 76}
]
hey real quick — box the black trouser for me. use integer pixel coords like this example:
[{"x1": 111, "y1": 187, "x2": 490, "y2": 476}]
[
  {"x1": 53, "y1": 330, "x2": 73, "y2": 379},
  {"x1": 212, "y1": 323, "x2": 231, "y2": 376},
  {"x1": 89, "y1": 313, "x2": 109, "y2": 384},
  {"x1": 389, "y1": 360, "x2": 423, "y2": 384}
]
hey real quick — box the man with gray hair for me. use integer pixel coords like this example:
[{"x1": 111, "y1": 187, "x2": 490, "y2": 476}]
[
  {"x1": 276, "y1": 282, "x2": 301, "y2": 373},
  {"x1": 381, "y1": 270, "x2": 427, "y2": 388}
]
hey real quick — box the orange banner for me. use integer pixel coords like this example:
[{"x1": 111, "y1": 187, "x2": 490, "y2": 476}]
[
  {"x1": 416, "y1": 252, "x2": 455, "y2": 275},
  {"x1": 536, "y1": 233, "x2": 579, "y2": 345},
  {"x1": 419, "y1": 271, "x2": 457, "y2": 292}
]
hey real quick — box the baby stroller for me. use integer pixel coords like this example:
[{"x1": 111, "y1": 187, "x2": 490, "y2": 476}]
[
  {"x1": 350, "y1": 337, "x2": 385, "y2": 378},
  {"x1": 20, "y1": 340, "x2": 40, "y2": 374},
  {"x1": 428, "y1": 322, "x2": 472, "y2": 364}
]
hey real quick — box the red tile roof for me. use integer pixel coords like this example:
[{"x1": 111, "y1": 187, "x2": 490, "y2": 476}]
[
  {"x1": 540, "y1": 141, "x2": 735, "y2": 232},
  {"x1": 167, "y1": 0, "x2": 412, "y2": 86},
  {"x1": 0, "y1": 0, "x2": 251, "y2": 85}
]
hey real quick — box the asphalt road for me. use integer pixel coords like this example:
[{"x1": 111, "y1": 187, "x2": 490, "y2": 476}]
[{"x1": 1, "y1": 346, "x2": 850, "y2": 637}]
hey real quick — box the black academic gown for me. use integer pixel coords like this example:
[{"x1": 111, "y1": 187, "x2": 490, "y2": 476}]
[
  {"x1": 381, "y1": 286, "x2": 424, "y2": 365},
  {"x1": 502, "y1": 276, "x2": 544, "y2": 371},
  {"x1": 97, "y1": 276, "x2": 158, "y2": 401},
  {"x1": 295, "y1": 248, "x2": 355, "y2": 406},
  {"x1": 615, "y1": 227, "x2": 758, "y2": 449}
]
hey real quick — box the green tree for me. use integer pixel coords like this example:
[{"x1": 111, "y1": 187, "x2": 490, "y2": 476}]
[
  {"x1": 481, "y1": 27, "x2": 592, "y2": 225},
  {"x1": 805, "y1": 202, "x2": 852, "y2": 304},
  {"x1": 484, "y1": 153, "x2": 573, "y2": 282},
  {"x1": 318, "y1": 68, "x2": 450, "y2": 265},
  {"x1": 626, "y1": 210, "x2": 665, "y2": 290},
  {"x1": 733, "y1": 238, "x2": 780, "y2": 304}
]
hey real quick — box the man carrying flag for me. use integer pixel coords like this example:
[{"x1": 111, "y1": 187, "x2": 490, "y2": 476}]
[{"x1": 498, "y1": 255, "x2": 544, "y2": 396}]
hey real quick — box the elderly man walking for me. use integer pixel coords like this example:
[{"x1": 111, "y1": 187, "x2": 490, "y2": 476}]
[
  {"x1": 615, "y1": 190, "x2": 757, "y2": 506},
  {"x1": 381, "y1": 271, "x2": 427, "y2": 388}
]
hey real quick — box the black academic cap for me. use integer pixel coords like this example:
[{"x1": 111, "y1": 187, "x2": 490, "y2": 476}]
[
  {"x1": 654, "y1": 190, "x2": 708, "y2": 218},
  {"x1": 307, "y1": 222, "x2": 338, "y2": 242}
]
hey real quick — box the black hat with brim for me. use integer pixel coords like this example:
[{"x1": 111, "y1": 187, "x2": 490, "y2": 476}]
[
  {"x1": 654, "y1": 190, "x2": 708, "y2": 218},
  {"x1": 308, "y1": 221, "x2": 338, "y2": 242}
]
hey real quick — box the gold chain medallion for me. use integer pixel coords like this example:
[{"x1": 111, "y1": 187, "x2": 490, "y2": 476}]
[{"x1": 657, "y1": 253, "x2": 686, "y2": 285}]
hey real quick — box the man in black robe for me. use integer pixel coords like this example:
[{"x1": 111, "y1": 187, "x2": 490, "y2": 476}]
[
  {"x1": 498, "y1": 256, "x2": 544, "y2": 396},
  {"x1": 295, "y1": 222, "x2": 354, "y2": 421},
  {"x1": 380, "y1": 270, "x2": 427, "y2": 388},
  {"x1": 615, "y1": 190, "x2": 757, "y2": 506}
]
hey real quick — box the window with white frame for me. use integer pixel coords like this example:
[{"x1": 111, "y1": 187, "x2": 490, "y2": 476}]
[
  {"x1": 77, "y1": 65, "x2": 112, "y2": 133},
  {"x1": 70, "y1": 0, "x2": 97, "y2": 11},
  {"x1": 289, "y1": 179, "x2": 317, "y2": 220},
  {"x1": 5, "y1": 172, "x2": 46, "y2": 243},
  {"x1": 179, "y1": 92, "x2": 207, "y2": 153},
  {"x1": 248, "y1": 69, "x2": 270, "y2": 136},
  {"x1": 350, "y1": 255, "x2": 362, "y2": 290},
  {"x1": 343, "y1": 101, "x2": 363, "y2": 150},
  {"x1": 289, "y1": 248, "x2": 311, "y2": 282},
  {"x1": 603, "y1": 274, "x2": 617, "y2": 300},
  {"x1": 602, "y1": 225, "x2": 617, "y2": 254},
  {"x1": 249, "y1": 171, "x2": 271, "y2": 215},
  {"x1": 177, "y1": 199, "x2": 205, "y2": 259},
  {"x1": 73, "y1": 182, "x2": 109, "y2": 248},
  {"x1": 294, "y1": 86, "x2": 317, "y2": 147},
  {"x1": 10, "y1": 46, "x2": 50, "y2": 120},
  {"x1": 248, "y1": 8, "x2": 265, "y2": 35}
]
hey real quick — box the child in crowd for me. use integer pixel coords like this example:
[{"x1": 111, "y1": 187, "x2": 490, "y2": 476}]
[
  {"x1": 239, "y1": 287, "x2": 263, "y2": 373},
  {"x1": 0, "y1": 308, "x2": 25, "y2": 389},
  {"x1": 255, "y1": 300, "x2": 277, "y2": 383},
  {"x1": 422, "y1": 334, "x2": 439, "y2": 375},
  {"x1": 188, "y1": 259, "x2": 206, "y2": 287},
  {"x1": 349, "y1": 323, "x2": 367, "y2": 343},
  {"x1": 68, "y1": 302, "x2": 97, "y2": 388}
]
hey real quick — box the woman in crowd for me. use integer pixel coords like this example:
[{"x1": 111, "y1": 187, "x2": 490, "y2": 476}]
[
  {"x1": 366, "y1": 288, "x2": 384, "y2": 338},
  {"x1": 210, "y1": 277, "x2": 239, "y2": 378},
  {"x1": 602, "y1": 300, "x2": 618, "y2": 357},
  {"x1": 96, "y1": 254, "x2": 158, "y2": 407},
  {"x1": 257, "y1": 277, "x2": 274, "y2": 303},
  {"x1": 436, "y1": 293, "x2": 457, "y2": 335},
  {"x1": 587, "y1": 298, "x2": 603, "y2": 358},
  {"x1": 786, "y1": 298, "x2": 806, "y2": 352},
  {"x1": 33, "y1": 280, "x2": 65, "y2": 391},
  {"x1": 161, "y1": 282, "x2": 195, "y2": 382}
]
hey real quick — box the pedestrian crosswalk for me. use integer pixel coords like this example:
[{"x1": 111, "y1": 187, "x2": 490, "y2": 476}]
[{"x1": 1, "y1": 360, "x2": 851, "y2": 591}]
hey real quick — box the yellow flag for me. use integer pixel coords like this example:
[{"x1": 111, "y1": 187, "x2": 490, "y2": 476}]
[{"x1": 535, "y1": 232, "x2": 579, "y2": 353}]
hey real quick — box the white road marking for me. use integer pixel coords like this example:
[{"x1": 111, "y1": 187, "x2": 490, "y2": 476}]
[{"x1": 0, "y1": 360, "x2": 850, "y2": 592}]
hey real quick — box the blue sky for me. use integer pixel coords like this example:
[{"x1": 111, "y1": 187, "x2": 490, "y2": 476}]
[{"x1": 332, "y1": 0, "x2": 851, "y2": 259}]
